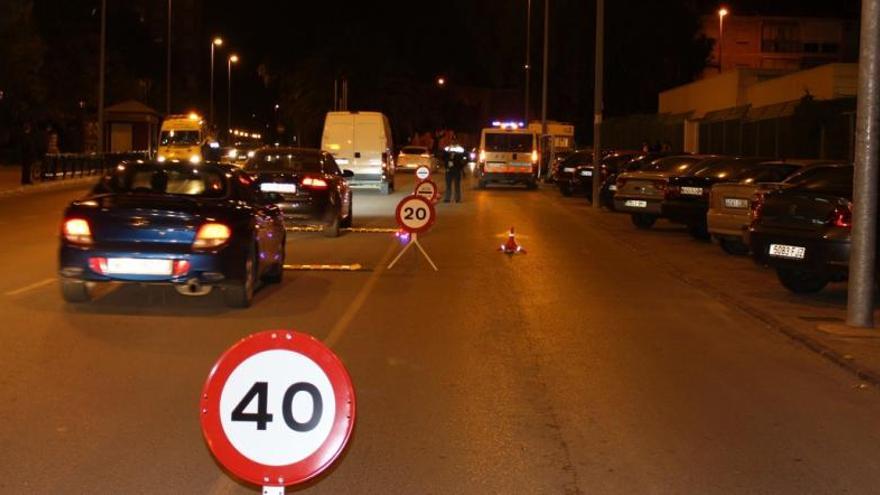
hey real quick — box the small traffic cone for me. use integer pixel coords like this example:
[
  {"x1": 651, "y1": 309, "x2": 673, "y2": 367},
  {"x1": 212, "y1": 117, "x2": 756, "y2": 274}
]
[{"x1": 499, "y1": 226, "x2": 526, "y2": 254}]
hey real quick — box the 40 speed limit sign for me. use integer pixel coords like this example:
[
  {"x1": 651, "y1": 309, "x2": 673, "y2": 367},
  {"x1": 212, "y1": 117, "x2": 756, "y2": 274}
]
[
  {"x1": 200, "y1": 330, "x2": 355, "y2": 488},
  {"x1": 395, "y1": 194, "x2": 436, "y2": 234}
]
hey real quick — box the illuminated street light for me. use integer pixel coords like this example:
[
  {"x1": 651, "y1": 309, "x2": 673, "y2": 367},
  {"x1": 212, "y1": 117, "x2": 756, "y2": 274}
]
[
  {"x1": 437, "y1": 77, "x2": 446, "y2": 87},
  {"x1": 718, "y1": 7, "x2": 729, "y2": 73},
  {"x1": 209, "y1": 36, "x2": 224, "y2": 128},
  {"x1": 228, "y1": 54, "x2": 239, "y2": 138}
]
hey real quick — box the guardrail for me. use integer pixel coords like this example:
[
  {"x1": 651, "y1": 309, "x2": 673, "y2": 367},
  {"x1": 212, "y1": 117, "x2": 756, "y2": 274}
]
[{"x1": 38, "y1": 151, "x2": 152, "y2": 182}]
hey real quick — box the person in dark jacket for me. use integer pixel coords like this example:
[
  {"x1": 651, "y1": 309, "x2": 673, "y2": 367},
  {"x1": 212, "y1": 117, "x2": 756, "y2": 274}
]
[
  {"x1": 442, "y1": 146, "x2": 467, "y2": 203},
  {"x1": 19, "y1": 123, "x2": 36, "y2": 185}
]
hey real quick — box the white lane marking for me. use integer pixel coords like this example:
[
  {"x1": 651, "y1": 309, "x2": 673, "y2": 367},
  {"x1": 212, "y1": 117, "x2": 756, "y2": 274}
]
[
  {"x1": 207, "y1": 238, "x2": 399, "y2": 495},
  {"x1": 4, "y1": 277, "x2": 56, "y2": 296}
]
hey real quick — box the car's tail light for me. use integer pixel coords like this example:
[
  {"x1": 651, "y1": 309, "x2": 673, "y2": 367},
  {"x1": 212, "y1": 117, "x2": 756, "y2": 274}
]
[
  {"x1": 63, "y1": 218, "x2": 93, "y2": 244},
  {"x1": 830, "y1": 202, "x2": 852, "y2": 228},
  {"x1": 302, "y1": 176, "x2": 329, "y2": 189},
  {"x1": 173, "y1": 260, "x2": 191, "y2": 276},
  {"x1": 193, "y1": 222, "x2": 231, "y2": 249},
  {"x1": 531, "y1": 150, "x2": 538, "y2": 163},
  {"x1": 750, "y1": 192, "x2": 766, "y2": 225},
  {"x1": 88, "y1": 257, "x2": 108, "y2": 274},
  {"x1": 665, "y1": 183, "x2": 679, "y2": 199}
]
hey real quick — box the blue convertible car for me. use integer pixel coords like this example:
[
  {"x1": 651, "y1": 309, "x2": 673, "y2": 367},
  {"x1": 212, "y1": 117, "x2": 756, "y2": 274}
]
[{"x1": 58, "y1": 161, "x2": 286, "y2": 307}]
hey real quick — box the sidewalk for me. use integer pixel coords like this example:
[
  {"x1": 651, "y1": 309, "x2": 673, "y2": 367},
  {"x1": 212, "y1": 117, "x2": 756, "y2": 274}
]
[{"x1": 0, "y1": 164, "x2": 99, "y2": 198}]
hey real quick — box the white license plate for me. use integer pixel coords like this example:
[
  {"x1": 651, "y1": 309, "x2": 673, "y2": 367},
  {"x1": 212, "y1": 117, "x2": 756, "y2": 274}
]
[
  {"x1": 681, "y1": 186, "x2": 703, "y2": 196},
  {"x1": 768, "y1": 244, "x2": 806, "y2": 260},
  {"x1": 260, "y1": 183, "x2": 297, "y2": 194},
  {"x1": 724, "y1": 197, "x2": 749, "y2": 209},
  {"x1": 625, "y1": 200, "x2": 648, "y2": 208},
  {"x1": 563, "y1": 167, "x2": 575, "y2": 173},
  {"x1": 608, "y1": 184, "x2": 617, "y2": 191},
  {"x1": 579, "y1": 170, "x2": 593, "y2": 177},
  {"x1": 106, "y1": 258, "x2": 173, "y2": 275}
]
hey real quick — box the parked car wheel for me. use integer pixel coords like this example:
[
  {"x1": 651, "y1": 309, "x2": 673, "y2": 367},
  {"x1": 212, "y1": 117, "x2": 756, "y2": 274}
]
[
  {"x1": 224, "y1": 249, "x2": 256, "y2": 308},
  {"x1": 720, "y1": 238, "x2": 750, "y2": 256},
  {"x1": 60, "y1": 279, "x2": 90, "y2": 303},
  {"x1": 341, "y1": 197, "x2": 353, "y2": 228},
  {"x1": 262, "y1": 235, "x2": 285, "y2": 284},
  {"x1": 776, "y1": 267, "x2": 830, "y2": 294},
  {"x1": 630, "y1": 213, "x2": 657, "y2": 230},
  {"x1": 324, "y1": 211, "x2": 341, "y2": 238}
]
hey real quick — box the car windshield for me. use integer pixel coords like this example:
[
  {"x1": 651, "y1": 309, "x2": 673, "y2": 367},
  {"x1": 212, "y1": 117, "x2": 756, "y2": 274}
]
[
  {"x1": 484, "y1": 133, "x2": 533, "y2": 152},
  {"x1": 96, "y1": 163, "x2": 228, "y2": 198},
  {"x1": 159, "y1": 130, "x2": 200, "y2": 146},
  {"x1": 244, "y1": 151, "x2": 323, "y2": 173},
  {"x1": 642, "y1": 156, "x2": 702, "y2": 173},
  {"x1": 788, "y1": 166, "x2": 853, "y2": 193},
  {"x1": 401, "y1": 147, "x2": 427, "y2": 155}
]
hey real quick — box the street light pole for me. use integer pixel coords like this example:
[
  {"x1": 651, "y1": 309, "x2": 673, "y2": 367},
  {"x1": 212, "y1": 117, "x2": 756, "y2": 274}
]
[
  {"x1": 524, "y1": 0, "x2": 531, "y2": 124},
  {"x1": 539, "y1": 0, "x2": 549, "y2": 180},
  {"x1": 718, "y1": 7, "x2": 728, "y2": 73},
  {"x1": 227, "y1": 54, "x2": 239, "y2": 139},
  {"x1": 591, "y1": 0, "x2": 605, "y2": 209},
  {"x1": 847, "y1": 0, "x2": 880, "y2": 328},
  {"x1": 210, "y1": 37, "x2": 223, "y2": 129},
  {"x1": 166, "y1": 0, "x2": 172, "y2": 114},
  {"x1": 97, "y1": 0, "x2": 106, "y2": 152}
]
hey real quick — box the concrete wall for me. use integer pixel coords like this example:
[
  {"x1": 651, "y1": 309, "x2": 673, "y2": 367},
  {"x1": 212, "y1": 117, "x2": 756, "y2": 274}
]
[
  {"x1": 746, "y1": 63, "x2": 857, "y2": 108},
  {"x1": 659, "y1": 69, "x2": 786, "y2": 118}
]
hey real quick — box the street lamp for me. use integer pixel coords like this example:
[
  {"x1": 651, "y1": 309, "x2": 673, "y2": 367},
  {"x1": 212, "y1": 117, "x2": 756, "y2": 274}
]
[
  {"x1": 227, "y1": 54, "x2": 239, "y2": 138},
  {"x1": 210, "y1": 37, "x2": 223, "y2": 129},
  {"x1": 436, "y1": 76, "x2": 446, "y2": 87},
  {"x1": 718, "y1": 7, "x2": 729, "y2": 73}
]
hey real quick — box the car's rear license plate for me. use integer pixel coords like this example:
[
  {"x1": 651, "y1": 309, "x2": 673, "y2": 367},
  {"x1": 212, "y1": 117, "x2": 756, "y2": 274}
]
[
  {"x1": 681, "y1": 186, "x2": 703, "y2": 196},
  {"x1": 625, "y1": 200, "x2": 648, "y2": 208},
  {"x1": 768, "y1": 244, "x2": 806, "y2": 260},
  {"x1": 106, "y1": 258, "x2": 173, "y2": 275},
  {"x1": 261, "y1": 183, "x2": 297, "y2": 194},
  {"x1": 579, "y1": 170, "x2": 593, "y2": 177},
  {"x1": 563, "y1": 167, "x2": 575, "y2": 173},
  {"x1": 724, "y1": 197, "x2": 749, "y2": 209},
  {"x1": 608, "y1": 185, "x2": 617, "y2": 191}
]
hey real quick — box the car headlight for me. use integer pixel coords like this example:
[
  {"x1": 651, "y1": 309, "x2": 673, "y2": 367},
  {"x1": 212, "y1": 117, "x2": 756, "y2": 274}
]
[
  {"x1": 247, "y1": 150, "x2": 256, "y2": 158},
  {"x1": 157, "y1": 155, "x2": 167, "y2": 163},
  {"x1": 189, "y1": 155, "x2": 201, "y2": 164},
  {"x1": 227, "y1": 149, "x2": 238, "y2": 159}
]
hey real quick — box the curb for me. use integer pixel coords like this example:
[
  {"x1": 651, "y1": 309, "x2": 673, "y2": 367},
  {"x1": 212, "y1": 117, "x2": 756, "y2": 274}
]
[{"x1": 0, "y1": 176, "x2": 99, "y2": 200}]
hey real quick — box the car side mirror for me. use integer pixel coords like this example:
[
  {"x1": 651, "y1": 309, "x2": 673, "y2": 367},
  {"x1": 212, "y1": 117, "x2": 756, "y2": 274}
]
[{"x1": 342, "y1": 169, "x2": 354, "y2": 178}]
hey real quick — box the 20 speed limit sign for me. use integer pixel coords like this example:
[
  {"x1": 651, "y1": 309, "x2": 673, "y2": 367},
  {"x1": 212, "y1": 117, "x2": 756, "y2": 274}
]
[
  {"x1": 414, "y1": 179, "x2": 438, "y2": 203},
  {"x1": 395, "y1": 195, "x2": 436, "y2": 234},
  {"x1": 415, "y1": 165, "x2": 431, "y2": 181},
  {"x1": 200, "y1": 330, "x2": 355, "y2": 488}
]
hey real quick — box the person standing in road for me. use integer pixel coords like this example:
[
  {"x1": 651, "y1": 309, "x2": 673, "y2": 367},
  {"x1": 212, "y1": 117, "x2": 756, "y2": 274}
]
[
  {"x1": 443, "y1": 146, "x2": 466, "y2": 203},
  {"x1": 19, "y1": 123, "x2": 36, "y2": 185}
]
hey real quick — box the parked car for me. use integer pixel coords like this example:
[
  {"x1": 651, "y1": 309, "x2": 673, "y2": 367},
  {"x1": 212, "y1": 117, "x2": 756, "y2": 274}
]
[
  {"x1": 600, "y1": 152, "x2": 673, "y2": 209},
  {"x1": 661, "y1": 157, "x2": 770, "y2": 239},
  {"x1": 574, "y1": 150, "x2": 641, "y2": 204},
  {"x1": 58, "y1": 161, "x2": 286, "y2": 308},
  {"x1": 706, "y1": 160, "x2": 826, "y2": 254},
  {"x1": 613, "y1": 154, "x2": 719, "y2": 229},
  {"x1": 555, "y1": 150, "x2": 592, "y2": 196},
  {"x1": 547, "y1": 150, "x2": 574, "y2": 183},
  {"x1": 749, "y1": 164, "x2": 854, "y2": 293},
  {"x1": 244, "y1": 148, "x2": 354, "y2": 237},
  {"x1": 397, "y1": 145, "x2": 438, "y2": 171}
]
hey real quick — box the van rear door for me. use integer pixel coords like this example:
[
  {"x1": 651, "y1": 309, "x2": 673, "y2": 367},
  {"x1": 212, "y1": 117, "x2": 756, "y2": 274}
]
[
  {"x1": 322, "y1": 113, "x2": 355, "y2": 167},
  {"x1": 353, "y1": 115, "x2": 385, "y2": 176}
]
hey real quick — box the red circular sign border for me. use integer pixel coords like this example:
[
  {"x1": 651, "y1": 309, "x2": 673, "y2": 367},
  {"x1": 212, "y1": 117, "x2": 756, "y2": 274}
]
[
  {"x1": 200, "y1": 330, "x2": 356, "y2": 487},
  {"x1": 414, "y1": 179, "x2": 438, "y2": 203},
  {"x1": 394, "y1": 194, "x2": 436, "y2": 234}
]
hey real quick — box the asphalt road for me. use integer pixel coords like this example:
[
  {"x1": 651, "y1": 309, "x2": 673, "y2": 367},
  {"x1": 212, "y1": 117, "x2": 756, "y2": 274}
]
[{"x1": 1, "y1": 172, "x2": 880, "y2": 494}]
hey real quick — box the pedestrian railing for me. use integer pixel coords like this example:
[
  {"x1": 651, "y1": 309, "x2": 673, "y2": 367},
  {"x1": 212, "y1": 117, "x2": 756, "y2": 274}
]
[{"x1": 38, "y1": 151, "x2": 152, "y2": 182}]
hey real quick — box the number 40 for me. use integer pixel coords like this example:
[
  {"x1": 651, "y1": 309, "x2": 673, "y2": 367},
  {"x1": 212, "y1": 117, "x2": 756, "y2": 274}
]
[{"x1": 231, "y1": 382, "x2": 323, "y2": 432}]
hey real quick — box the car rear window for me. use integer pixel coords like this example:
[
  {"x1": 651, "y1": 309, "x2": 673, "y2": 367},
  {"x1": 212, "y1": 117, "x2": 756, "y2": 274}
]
[
  {"x1": 484, "y1": 133, "x2": 533, "y2": 152},
  {"x1": 561, "y1": 151, "x2": 592, "y2": 166},
  {"x1": 737, "y1": 164, "x2": 800, "y2": 183},
  {"x1": 244, "y1": 151, "x2": 323, "y2": 173},
  {"x1": 693, "y1": 160, "x2": 754, "y2": 179},
  {"x1": 788, "y1": 166, "x2": 853, "y2": 192},
  {"x1": 401, "y1": 147, "x2": 427, "y2": 155},
  {"x1": 642, "y1": 156, "x2": 702, "y2": 173},
  {"x1": 159, "y1": 130, "x2": 200, "y2": 146},
  {"x1": 97, "y1": 163, "x2": 228, "y2": 198}
]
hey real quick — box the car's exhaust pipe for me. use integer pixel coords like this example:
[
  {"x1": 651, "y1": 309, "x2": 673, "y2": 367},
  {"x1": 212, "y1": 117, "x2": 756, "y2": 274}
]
[{"x1": 175, "y1": 278, "x2": 212, "y2": 297}]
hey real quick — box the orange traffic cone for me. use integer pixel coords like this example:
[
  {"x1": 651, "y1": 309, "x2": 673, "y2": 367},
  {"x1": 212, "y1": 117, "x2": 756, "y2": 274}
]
[{"x1": 499, "y1": 226, "x2": 526, "y2": 254}]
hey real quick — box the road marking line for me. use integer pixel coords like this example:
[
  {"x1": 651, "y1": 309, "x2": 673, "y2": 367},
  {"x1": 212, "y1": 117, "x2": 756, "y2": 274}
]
[
  {"x1": 4, "y1": 277, "x2": 56, "y2": 296},
  {"x1": 284, "y1": 263, "x2": 364, "y2": 271},
  {"x1": 286, "y1": 225, "x2": 398, "y2": 234},
  {"x1": 207, "y1": 239, "x2": 398, "y2": 495}
]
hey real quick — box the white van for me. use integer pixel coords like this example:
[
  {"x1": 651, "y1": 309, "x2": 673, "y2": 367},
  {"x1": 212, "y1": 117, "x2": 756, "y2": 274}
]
[
  {"x1": 321, "y1": 111, "x2": 395, "y2": 194},
  {"x1": 476, "y1": 123, "x2": 539, "y2": 189}
]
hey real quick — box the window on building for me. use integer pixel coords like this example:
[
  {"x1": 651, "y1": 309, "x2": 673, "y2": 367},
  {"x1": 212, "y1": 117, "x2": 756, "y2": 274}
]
[{"x1": 761, "y1": 22, "x2": 801, "y2": 53}]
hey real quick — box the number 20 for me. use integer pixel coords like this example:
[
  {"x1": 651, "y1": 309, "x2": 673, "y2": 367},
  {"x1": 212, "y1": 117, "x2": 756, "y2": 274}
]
[
  {"x1": 403, "y1": 206, "x2": 427, "y2": 221},
  {"x1": 231, "y1": 381, "x2": 323, "y2": 432}
]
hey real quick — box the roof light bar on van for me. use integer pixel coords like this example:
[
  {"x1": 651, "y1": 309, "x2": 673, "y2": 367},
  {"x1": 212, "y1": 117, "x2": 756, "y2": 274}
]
[{"x1": 491, "y1": 121, "x2": 526, "y2": 130}]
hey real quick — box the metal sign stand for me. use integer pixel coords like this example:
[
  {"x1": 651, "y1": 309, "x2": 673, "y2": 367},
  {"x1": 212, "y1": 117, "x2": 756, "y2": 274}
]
[{"x1": 387, "y1": 233, "x2": 438, "y2": 271}]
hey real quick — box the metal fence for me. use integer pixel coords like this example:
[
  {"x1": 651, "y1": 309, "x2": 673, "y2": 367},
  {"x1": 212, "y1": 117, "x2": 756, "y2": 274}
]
[{"x1": 38, "y1": 151, "x2": 151, "y2": 181}]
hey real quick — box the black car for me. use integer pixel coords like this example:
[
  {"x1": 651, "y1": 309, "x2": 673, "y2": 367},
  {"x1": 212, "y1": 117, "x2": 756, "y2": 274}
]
[
  {"x1": 662, "y1": 157, "x2": 772, "y2": 238},
  {"x1": 244, "y1": 148, "x2": 354, "y2": 237},
  {"x1": 749, "y1": 164, "x2": 854, "y2": 293},
  {"x1": 555, "y1": 150, "x2": 592, "y2": 196},
  {"x1": 58, "y1": 161, "x2": 286, "y2": 308}
]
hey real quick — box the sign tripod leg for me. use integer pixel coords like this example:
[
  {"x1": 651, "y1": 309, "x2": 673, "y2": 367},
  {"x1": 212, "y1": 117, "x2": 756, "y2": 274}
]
[
  {"x1": 412, "y1": 234, "x2": 439, "y2": 271},
  {"x1": 387, "y1": 237, "x2": 415, "y2": 269}
]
